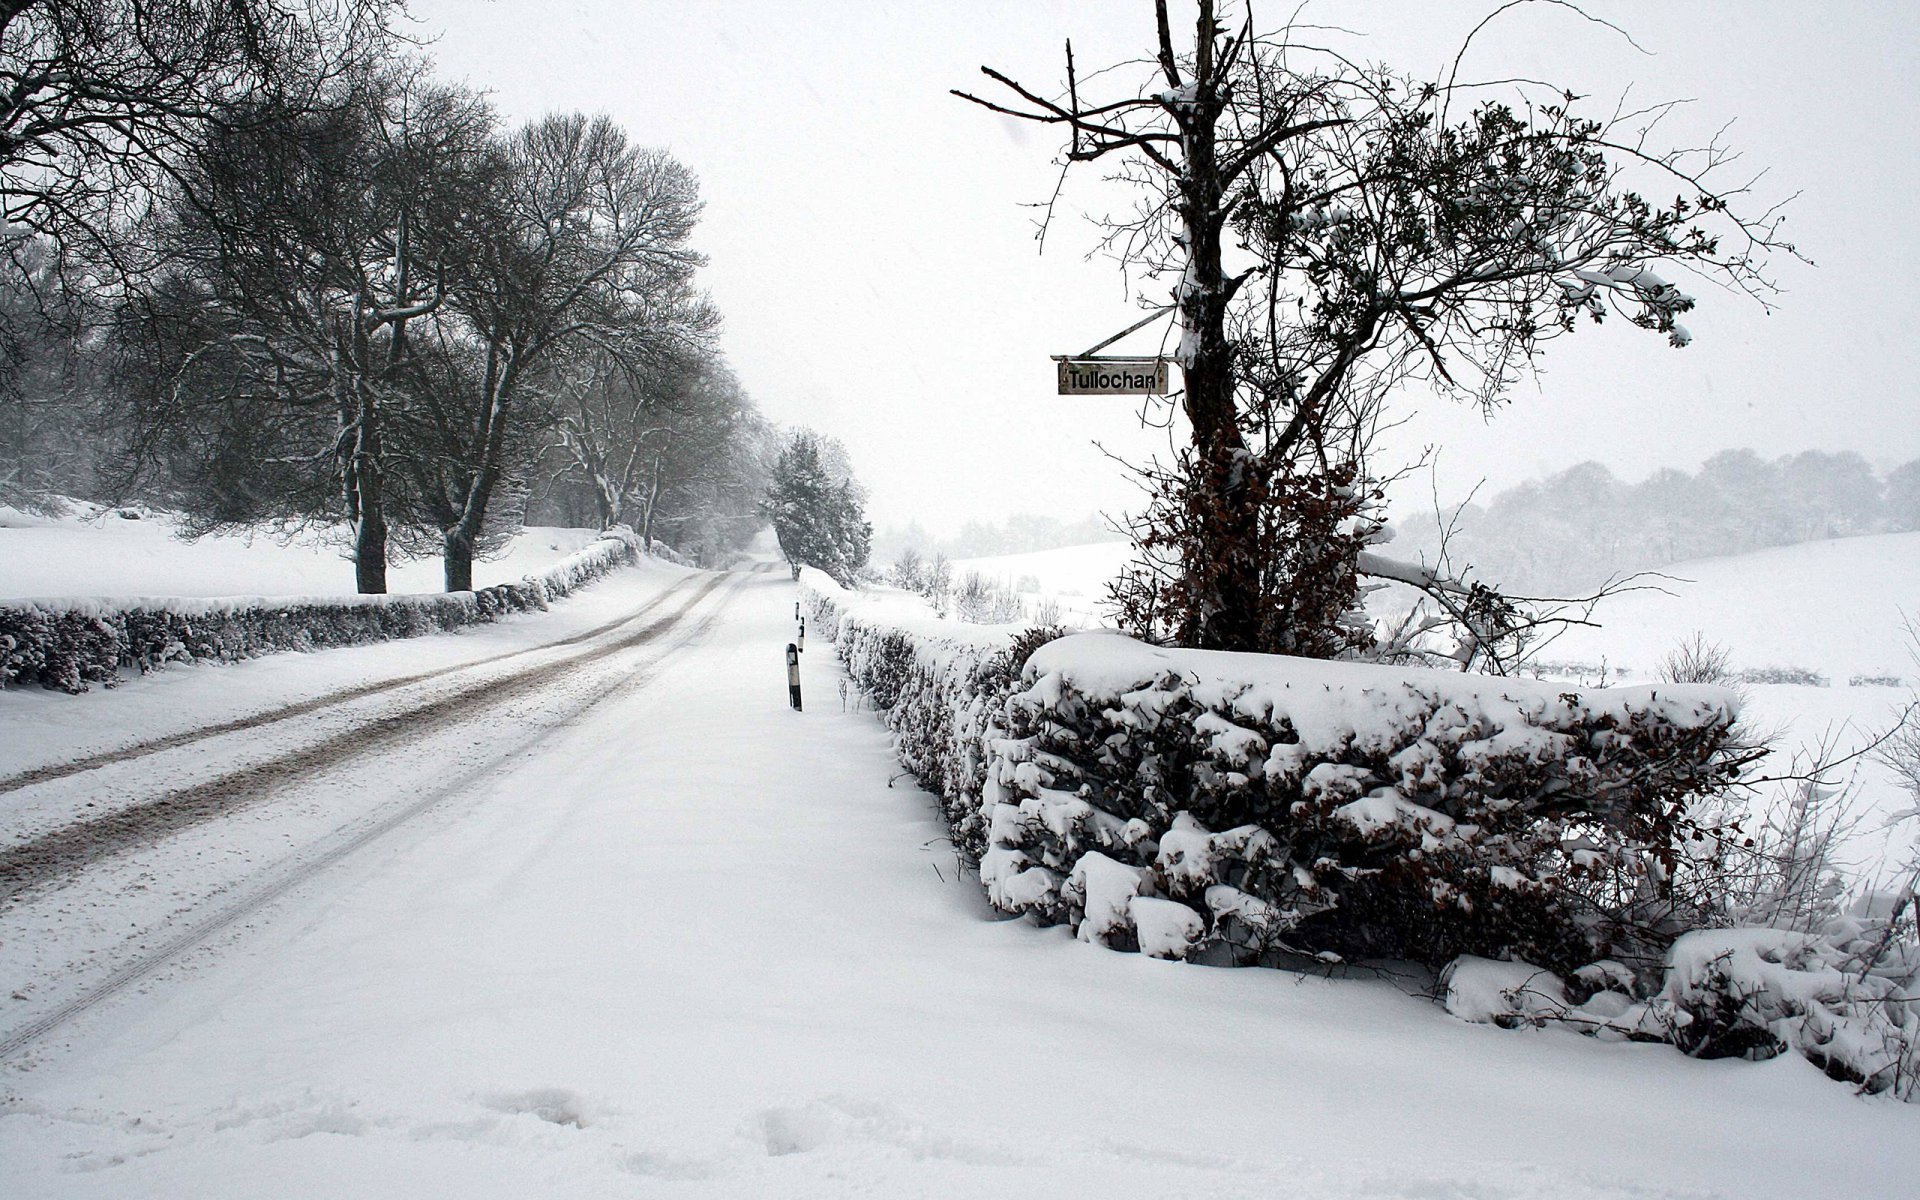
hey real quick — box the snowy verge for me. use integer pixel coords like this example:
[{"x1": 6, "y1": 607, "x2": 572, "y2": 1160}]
[
  {"x1": 1, "y1": 530, "x2": 647, "y2": 693},
  {"x1": 803, "y1": 569, "x2": 1023, "y2": 852}
]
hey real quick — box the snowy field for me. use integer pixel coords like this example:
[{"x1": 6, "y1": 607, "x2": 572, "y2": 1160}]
[
  {"x1": 0, "y1": 502, "x2": 609, "y2": 600},
  {"x1": 1538, "y1": 532, "x2": 1920, "y2": 687},
  {"x1": 3, "y1": 558, "x2": 1916, "y2": 1197},
  {"x1": 958, "y1": 533, "x2": 1920, "y2": 685},
  {"x1": 953, "y1": 539, "x2": 1134, "y2": 627}
]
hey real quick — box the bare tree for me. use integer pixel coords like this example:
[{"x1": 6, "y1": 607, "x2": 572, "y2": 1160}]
[
  {"x1": 959, "y1": 0, "x2": 1795, "y2": 656},
  {"x1": 625, "y1": 362, "x2": 770, "y2": 560},
  {"x1": 543, "y1": 323, "x2": 725, "y2": 536},
  {"x1": 116, "y1": 69, "x2": 495, "y2": 592},
  {"x1": 413, "y1": 114, "x2": 711, "y2": 591},
  {"x1": 0, "y1": 0, "x2": 402, "y2": 517},
  {"x1": 0, "y1": 233, "x2": 97, "y2": 511},
  {"x1": 1, "y1": 0, "x2": 399, "y2": 300}
]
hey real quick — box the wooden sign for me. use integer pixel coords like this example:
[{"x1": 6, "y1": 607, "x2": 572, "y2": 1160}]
[{"x1": 1055, "y1": 357, "x2": 1170, "y2": 395}]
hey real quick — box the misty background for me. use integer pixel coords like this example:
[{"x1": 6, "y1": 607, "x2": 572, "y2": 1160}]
[{"x1": 412, "y1": 0, "x2": 1917, "y2": 544}]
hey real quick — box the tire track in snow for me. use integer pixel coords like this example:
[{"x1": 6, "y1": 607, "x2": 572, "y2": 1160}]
[
  {"x1": 0, "y1": 571, "x2": 734, "y2": 901},
  {"x1": 0, "y1": 569, "x2": 763, "y2": 1063},
  {"x1": 0, "y1": 572, "x2": 709, "y2": 797}
]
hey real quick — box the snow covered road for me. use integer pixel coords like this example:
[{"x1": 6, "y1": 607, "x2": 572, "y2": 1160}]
[
  {"x1": 1, "y1": 564, "x2": 1916, "y2": 1197},
  {"x1": 0, "y1": 566, "x2": 745, "y2": 1062}
]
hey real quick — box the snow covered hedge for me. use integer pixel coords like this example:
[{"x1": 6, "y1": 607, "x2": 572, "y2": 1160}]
[
  {"x1": 1, "y1": 531, "x2": 643, "y2": 693},
  {"x1": 812, "y1": 574, "x2": 1745, "y2": 965},
  {"x1": 985, "y1": 634, "x2": 1750, "y2": 973},
  {"x1": 810, "y1": 574, "x2": 1920, "y2": 1099}
]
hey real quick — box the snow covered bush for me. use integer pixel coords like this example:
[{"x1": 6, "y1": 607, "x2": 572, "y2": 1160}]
[
  {"x1": 884, "y1": 549, "x2": 953, "y2": 617},
  {"x1": 1441, "y1": 918, "x2": 1919, "y2": 1100},
  {"x1": 1, "y1": 531, "x2": 641, "y2": 692},
  {"x1": 979, "y1": 634, "x2": 1748, "y2": 975},
  {"x1": 810, "y1": 577, "x2": 1747, "y2": 972},
  {"x1": 1440, "y1": 956, "x2": 1576, "y2": 1029},
  {"x1": 952, "y1": 571, "x2": 1025, "y2": 625}
]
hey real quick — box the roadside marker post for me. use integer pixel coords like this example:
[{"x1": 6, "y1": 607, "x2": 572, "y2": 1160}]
[
  {"x1": 798, "y1": 615, "x2": 805, "y2": 653},
  {"x1": 786, "y1": 643, "x2": 803, "y2": 711}
]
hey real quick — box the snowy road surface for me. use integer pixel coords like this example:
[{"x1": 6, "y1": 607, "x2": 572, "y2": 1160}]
[{"x1": 1, "y1": 563, "x2": 1915, "y2": 1197}]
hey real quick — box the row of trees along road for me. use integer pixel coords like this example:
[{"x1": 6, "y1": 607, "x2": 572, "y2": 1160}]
[
  {"x1": 1, "y1": 1, "x2": 775, "y2": 591},
  {"x1": 959, "y1": 0, "x2": 1795, "y2": 671}
]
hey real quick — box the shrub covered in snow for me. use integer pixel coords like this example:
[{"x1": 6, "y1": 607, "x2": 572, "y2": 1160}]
[
  {"x1": 980, "y1": 634, "x2": 1749, "y2": 974},
  {"x1": 1, "y1": 532, "x2": 642, "y2": 692},
  {"x1": 1441, "y1": 913, "x2": 1920, "y2": 1100}
]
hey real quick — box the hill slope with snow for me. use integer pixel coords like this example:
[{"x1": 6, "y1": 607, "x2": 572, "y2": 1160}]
[{"x1": 1542, "y1": 531, "x2": 1920, "y2": 686}]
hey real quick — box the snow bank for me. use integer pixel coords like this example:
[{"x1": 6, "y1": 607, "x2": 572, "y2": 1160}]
[{"x1": 1, "y1": 531, "x2": 646, "y2": 693}]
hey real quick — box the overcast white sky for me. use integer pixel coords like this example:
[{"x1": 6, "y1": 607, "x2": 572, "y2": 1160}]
[{"x1": 413, "y1": 1, "x2": 1920, "y2": 534}]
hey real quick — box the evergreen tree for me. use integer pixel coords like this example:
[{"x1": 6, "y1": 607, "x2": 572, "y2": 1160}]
[{"x1": 763, "y1": 430, "x2": 869, "y2": 585}]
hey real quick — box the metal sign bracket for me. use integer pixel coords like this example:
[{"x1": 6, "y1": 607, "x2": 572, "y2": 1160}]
[{"x1": 1064, "y1": 304, "x2": 1177, "y2": 360}]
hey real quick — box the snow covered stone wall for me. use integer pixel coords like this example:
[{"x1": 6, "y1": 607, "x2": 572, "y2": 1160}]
[{"x1": 1, "y1": 531, "x2": 644, "y2": 693}]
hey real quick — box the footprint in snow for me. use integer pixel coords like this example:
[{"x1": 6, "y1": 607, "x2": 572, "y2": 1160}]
[
  {"x1": 481, "y1": 1087, "x2": 595, "y2": 1129},
  {"x1": 746, "y1": 1097, "x2": 1021, "y2": 1166}
]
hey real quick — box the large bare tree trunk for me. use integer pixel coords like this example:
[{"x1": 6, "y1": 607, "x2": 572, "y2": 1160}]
[
  {"x1": 351, "y1": 391, "x2": 389, "y2": 595},
  {"x1": 335, "y1": 335, "x2": 389, "y2": 594},
  {"x1": 442, "y1": 525, "x2": 474, "y2": 591},
  {"x1": 1171, "y1": 2, "x2": 1258, "y2": 651},
  {"x1": 638, "y1": 444, "x2": 668, "y2": 546},
  {"x1": 443, "y1": 364, "x2": 514, "y2": 593},
  {"x1": 442, "y1": 459, "x2": 491, "y2": 591}
]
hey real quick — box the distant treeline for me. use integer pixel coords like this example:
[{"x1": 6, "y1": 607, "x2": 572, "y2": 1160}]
[
  {"x1": 874, "y1": 512, "x2": 1121, "y2": 565},
  {"x1": 1396, "y1": 450, "x2": 1920, "y2": 594},
  {"x1": 0, "y1": 1, "x2": 773, "y2": 592}
]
